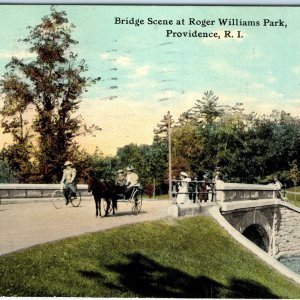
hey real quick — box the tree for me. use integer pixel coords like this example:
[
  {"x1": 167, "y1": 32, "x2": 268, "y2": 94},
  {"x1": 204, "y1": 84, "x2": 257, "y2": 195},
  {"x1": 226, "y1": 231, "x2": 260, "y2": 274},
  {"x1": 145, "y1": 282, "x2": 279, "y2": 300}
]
[
  {"x1": 171, "y1": 123, "x2": 204, "y2": 177},
  {"x1": 0, "y1": 7, "x2": 101, "y2": 183},
  {"x1": 191, "y1": 90, "x2": 226, "y2": 125},
  {"x1": 0, "y1": 74, "x2": 34, "y2": 181}
]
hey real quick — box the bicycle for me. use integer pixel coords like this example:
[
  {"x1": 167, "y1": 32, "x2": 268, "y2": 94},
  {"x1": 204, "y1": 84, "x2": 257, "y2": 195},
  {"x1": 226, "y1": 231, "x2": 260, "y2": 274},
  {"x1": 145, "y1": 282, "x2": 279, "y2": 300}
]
[{"x1": 52, "y1": 188, "x2": 81, "y2": 209}]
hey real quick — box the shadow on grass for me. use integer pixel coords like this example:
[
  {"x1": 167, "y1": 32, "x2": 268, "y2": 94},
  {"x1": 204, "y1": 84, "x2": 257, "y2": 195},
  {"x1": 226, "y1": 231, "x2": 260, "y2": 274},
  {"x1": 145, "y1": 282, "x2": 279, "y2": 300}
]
[{"x1": 79, "y1": 252, "x2": 279, "y2": 298}]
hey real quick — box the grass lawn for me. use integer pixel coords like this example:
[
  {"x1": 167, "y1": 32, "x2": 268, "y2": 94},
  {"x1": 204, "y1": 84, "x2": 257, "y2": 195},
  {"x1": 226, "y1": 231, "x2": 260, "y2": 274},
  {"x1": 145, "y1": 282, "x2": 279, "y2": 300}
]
[
  {"x1": 152, "y1": 194, "x2": 169, "y2": 200},
  {"x1": 0, "y1": 216, "x2": 300, "y2": 298},
  {"x1": 286, "y1": 186, "x2": 300, "y2": 208},
  {"x1": 288, "y1": 186, "x2": 300, "y2": 193}
]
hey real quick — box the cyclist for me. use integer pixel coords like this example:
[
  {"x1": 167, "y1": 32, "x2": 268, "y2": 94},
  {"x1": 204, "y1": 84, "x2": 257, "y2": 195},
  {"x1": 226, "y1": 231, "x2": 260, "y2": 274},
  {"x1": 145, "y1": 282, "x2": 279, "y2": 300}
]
[{"x1": 60, "y1": 161, "x2": 77, "y2": 205}]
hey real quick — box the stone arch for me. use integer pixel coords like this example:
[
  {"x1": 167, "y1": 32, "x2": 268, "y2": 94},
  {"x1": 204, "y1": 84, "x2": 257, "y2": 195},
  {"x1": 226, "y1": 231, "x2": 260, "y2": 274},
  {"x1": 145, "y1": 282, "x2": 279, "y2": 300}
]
[
  {"x1": 236, "y1": 210, "x2": 272, "y2": 253},
  {"x1": 242, "y1": 224, "x2": 269, "y2": 252}
]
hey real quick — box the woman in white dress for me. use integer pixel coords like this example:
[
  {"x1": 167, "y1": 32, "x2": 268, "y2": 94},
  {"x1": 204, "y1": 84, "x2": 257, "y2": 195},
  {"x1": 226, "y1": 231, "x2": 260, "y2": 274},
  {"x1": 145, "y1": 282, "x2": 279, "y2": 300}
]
[{"x1": 176, "y1": 171, "x2": 191, "y2": 204}]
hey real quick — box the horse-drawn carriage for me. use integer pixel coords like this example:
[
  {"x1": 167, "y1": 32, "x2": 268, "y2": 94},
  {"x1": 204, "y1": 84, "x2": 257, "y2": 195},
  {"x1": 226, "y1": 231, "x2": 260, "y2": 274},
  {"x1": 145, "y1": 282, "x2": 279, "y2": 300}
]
[
  {"x1": 104, "y1": 185, "x2": 143, "y2": 215},
  {"x1": 87, "y1": 174, "x2": 143, "y2": 217}
]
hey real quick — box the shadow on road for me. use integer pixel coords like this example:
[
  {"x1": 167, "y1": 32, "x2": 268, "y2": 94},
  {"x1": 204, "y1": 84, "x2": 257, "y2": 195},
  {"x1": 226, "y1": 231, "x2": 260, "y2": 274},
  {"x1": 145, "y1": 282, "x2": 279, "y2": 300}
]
[
  {"x1": 79, "y1": 252, "x2": 279, "y2": 298},
  {"x1": 103, "y1": 211, "x2": 147, "y2": 218}
]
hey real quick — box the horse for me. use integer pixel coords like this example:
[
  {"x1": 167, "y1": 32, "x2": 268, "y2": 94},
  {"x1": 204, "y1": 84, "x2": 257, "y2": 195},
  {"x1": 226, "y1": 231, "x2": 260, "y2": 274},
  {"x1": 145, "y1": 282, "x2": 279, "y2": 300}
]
[{"x1": 87, "y1": 174, "x2": 118, "y2": 217}]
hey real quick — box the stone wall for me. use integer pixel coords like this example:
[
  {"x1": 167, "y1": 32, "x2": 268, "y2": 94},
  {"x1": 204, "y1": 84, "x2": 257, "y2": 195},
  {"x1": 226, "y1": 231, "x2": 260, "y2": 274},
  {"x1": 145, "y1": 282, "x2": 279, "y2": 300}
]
[
  {"x1": 215, "y1": 180, "x2": 276, "y2": 202},
  {"x1": 275, "y1": 203, "x2": 300, "y2": 258},
  {"x1": 0, "y1": 183, "x2": 90, "y2": 200}
]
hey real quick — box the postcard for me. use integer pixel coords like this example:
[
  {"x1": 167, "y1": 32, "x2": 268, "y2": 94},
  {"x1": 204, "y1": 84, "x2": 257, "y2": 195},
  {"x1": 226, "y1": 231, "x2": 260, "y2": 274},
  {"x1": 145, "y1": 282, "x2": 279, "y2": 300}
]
[{"x1": 0, "y1": 3, "x2": 300, "y2": 298}]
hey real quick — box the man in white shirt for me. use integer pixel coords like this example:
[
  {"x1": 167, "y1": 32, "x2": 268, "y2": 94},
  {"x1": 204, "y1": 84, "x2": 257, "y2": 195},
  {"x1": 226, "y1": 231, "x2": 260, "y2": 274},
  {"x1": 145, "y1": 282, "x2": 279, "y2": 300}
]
[
  {"x1": 60, "y1": 161, "x2": 77, "y2": 204},
  {"x1": 125, "y1": 166, "x2": 139, "y2": 199}
]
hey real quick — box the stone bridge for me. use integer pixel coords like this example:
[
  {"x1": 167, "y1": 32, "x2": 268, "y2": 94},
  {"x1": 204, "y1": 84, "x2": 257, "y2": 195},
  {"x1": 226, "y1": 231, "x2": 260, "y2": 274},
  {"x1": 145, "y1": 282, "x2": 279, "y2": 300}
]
[
  {"x1": 169, "y1": 180, "x2": 300, "y2": 261},
  {"x1": 216, "y1": 181, "x2": 300, "y2": 259}
]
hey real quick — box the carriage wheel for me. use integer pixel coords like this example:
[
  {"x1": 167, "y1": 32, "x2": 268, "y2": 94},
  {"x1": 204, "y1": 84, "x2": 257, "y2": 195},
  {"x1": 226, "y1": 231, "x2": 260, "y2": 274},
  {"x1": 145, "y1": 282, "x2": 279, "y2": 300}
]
[
  {"x1": 103, "y1": 199, "x2": 113, "y2": 215},
  {"x1": 70, "y1": 190, "x2": 81, "y2": 207},
  {"x1": 52, "y1": 190, "x2": 64, "y2": 209},
  {"x1": 132, "y1": 189, "x2": 142, "y2": 215}
]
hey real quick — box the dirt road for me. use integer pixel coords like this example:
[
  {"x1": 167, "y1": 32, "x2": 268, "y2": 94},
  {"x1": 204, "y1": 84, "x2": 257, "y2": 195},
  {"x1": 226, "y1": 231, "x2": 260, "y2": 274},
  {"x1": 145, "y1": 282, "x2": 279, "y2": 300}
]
[{"x1": 0, "y1": 198, "x2": 170, "y2": 256}]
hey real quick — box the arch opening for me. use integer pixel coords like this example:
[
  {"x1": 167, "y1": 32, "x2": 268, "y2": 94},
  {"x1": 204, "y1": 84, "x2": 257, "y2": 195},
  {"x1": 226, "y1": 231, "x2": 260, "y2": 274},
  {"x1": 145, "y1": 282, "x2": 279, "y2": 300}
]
[{"x1": 242, "y1": 224, "x2": 269, "y2": 252}]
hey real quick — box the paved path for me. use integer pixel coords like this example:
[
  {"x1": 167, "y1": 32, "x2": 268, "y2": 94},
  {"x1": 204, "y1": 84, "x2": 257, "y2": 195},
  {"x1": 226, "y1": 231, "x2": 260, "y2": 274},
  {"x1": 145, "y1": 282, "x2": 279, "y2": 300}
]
[{"x1": 0, "y1": 198, "x2": 170, "y2": 256}]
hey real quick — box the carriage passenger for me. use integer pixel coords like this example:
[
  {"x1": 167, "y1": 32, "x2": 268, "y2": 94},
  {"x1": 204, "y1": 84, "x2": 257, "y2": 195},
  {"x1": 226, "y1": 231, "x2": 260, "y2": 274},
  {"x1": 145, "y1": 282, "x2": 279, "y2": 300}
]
[
  {"x1": 115, "y1": 169, "x2": 126, "y2": 195},
  {"x1": 125, "y1": 166, "x2": 139, "y2": 199}
]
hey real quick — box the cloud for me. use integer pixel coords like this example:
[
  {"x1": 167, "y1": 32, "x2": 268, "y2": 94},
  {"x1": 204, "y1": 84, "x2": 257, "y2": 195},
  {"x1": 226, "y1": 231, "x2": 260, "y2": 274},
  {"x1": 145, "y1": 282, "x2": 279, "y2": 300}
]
[
  {"x1": 100, "y1": 52, "x2": 110, "y2": 60},
  {"x1": 115, "y1": 55, "x2": 132, "y2": 67},
  {"x1": 134, "y1": 65, "x2": 150, "y2": 77},
  {"x1": 292, "y1": 66, "x2": 300, "y2": 76}
]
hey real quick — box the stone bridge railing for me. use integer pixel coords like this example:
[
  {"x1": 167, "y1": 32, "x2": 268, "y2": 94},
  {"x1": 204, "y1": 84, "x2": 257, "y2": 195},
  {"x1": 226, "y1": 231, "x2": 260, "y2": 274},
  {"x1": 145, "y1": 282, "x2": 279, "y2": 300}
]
[
  {"x1": 0, "y1": 183, "x2": 90, "y2": 203},
  {"x1": 215, "y1": 180, "x2": 280, "y2": 211}
]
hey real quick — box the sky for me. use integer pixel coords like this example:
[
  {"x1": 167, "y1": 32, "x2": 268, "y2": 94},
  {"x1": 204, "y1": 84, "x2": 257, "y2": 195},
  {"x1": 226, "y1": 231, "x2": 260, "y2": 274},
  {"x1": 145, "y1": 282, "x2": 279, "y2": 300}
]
[{"x1": 0, "y1": 5, "x2": 300, "y2": 155}]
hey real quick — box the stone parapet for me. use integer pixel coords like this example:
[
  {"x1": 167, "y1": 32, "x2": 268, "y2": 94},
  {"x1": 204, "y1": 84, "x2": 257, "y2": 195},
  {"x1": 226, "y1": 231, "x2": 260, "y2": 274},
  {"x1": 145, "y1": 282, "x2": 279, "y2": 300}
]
[
  {"x1": 0, "y1": 183, "x2": 89, "y2": 200},
  {"x1": 215, "y1": 180, "x2": 277, "y2": 202}
]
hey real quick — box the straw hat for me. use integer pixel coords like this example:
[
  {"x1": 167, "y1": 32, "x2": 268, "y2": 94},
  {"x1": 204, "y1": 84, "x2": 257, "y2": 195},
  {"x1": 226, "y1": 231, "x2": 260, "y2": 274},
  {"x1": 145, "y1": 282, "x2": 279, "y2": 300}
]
[
  {"x1": 180, "y1": 171, "x2": 188, "y2": 178},
  {"x1": 126, "y1": 166, "x2": 134, "y2": 172},
  {"x1": 117, "y1": 169, "x2": 124, "y2": 174},
  {"x1": 64, "y1": 161, "x2": 72, "y2": 166}
]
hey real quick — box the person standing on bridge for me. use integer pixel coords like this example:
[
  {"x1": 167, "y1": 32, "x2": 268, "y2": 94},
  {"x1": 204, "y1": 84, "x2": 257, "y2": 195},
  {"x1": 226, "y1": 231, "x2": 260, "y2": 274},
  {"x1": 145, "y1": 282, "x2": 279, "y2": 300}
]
[
  {"x1": 176, "y1": 171, "x2": 191, "y2": 205},
  {"x1": 274, "y1": 177, "x2": 283, "y2": 199},
  {"x1": 60, "y1": 161, "x2": 77, "y2": 205}
]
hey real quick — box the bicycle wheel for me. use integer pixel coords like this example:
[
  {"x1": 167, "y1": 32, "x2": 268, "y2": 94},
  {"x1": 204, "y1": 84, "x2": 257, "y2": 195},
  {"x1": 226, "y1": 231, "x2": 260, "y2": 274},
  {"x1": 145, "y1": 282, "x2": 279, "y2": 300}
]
[
  {"x1": 70, "y1": 190, "x2": 81, "y2": 207},
  {"x1": 52, "y1": 190, "x2": 65, "y2": 209},
  {"x1": 132, "y1": 189, "x2": 142, "y2": 215}
]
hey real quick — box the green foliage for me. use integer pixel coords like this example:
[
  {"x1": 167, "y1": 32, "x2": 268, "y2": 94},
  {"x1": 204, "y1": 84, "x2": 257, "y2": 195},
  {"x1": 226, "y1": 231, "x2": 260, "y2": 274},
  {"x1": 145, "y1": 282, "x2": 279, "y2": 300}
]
[
  {"x1": 290, "y1": 160, "x2": 300, "y2": 187},
  {"x1": 0, "y1": 7, "x2": 101, "y2": 183},
  {"x1": 115, "y1": 143, "x2": 168, "y2": 195},
  {"x1": 0, "y1": 217, "x2": 299, "y2": 298},
  {"x1": 112, "y1": 91, "x2": 300, "y2": 190},
  {"x1": 0, "y1": 160, "x2": 16, "y2": 183},
  {"x1": 192, "y1": 90, "x2": 225, "y2": 124},
  {"x1": 168, "y1": 92, "x2": 300, "y2": 184}
]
